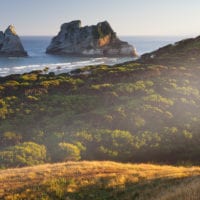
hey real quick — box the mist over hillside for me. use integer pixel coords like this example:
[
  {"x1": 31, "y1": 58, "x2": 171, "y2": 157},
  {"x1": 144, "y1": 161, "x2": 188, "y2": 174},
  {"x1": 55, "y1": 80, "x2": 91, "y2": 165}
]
[{"x1": 1, "y1": 34, "x2": 200, "y2": 168}]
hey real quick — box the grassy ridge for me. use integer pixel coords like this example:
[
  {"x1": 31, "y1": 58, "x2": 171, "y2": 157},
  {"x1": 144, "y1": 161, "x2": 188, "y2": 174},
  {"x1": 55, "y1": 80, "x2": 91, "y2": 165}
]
[{"x1": 0, "y1": 161, "x2": 200, "y2": 200}]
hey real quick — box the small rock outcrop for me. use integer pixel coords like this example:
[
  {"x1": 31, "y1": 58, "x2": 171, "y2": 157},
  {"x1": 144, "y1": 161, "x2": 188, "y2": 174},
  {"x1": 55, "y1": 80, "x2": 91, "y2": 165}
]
[
  {"x1": 0, "y1": 25, "x2": 27, "y2": 57},
  {"x1": 46, "y1": 20, "x2": 137, "y2": 57}
]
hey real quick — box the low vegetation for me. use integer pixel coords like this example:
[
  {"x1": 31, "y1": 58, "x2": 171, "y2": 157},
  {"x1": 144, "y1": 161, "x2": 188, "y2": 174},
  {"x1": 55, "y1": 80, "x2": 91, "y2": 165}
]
[
  {"x1": 1, "y1": 40, "x2": 200, "y2": 199},
  {"x1": 1, "y1": 62, "x2": 200, "y2": 167},
  {"x1": 0, "y1": 161, "x2": 200, "y2": 200}
]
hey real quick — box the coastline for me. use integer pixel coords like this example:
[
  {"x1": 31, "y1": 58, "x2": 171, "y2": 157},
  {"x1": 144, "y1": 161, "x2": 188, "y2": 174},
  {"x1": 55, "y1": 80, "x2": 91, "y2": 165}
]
[{"x1": 0, "y1": 35, "x2": 185, "y2": 77}]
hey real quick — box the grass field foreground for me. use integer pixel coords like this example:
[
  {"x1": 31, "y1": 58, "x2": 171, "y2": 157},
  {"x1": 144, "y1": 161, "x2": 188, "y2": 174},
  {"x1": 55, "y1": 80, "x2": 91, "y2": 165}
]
[{"x1": 0, "y1": 161, "x2": 200, "y2": 200}]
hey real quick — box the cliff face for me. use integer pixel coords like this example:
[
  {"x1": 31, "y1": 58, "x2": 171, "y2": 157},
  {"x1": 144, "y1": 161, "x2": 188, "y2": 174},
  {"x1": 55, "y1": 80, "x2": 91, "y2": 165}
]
[
  {"x1": 46, "y1": 20, "x2": 137, "y2": 57},
  {"x1": 0, "y1": 25, "x2": 27, "y2": 57}
]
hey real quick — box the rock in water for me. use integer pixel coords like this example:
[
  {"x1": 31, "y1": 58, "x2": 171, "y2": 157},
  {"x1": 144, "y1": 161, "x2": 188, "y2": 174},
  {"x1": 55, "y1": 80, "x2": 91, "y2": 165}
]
[
  {"x1": 0, "y1": 31, "x2": 4, "y2": 45},
  {"x1": 46, "y1": 20, "x2": 137, "y2": 57},
  {"x1": 0, "y1": 25, "x2": 27, "y2": 57}
]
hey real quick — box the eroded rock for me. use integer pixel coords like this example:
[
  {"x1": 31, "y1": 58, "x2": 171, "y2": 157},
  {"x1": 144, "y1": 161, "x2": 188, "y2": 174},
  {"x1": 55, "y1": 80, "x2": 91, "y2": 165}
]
[
  {"x1": 46, "y1": 20, "x2": 137, "y2": 57},
  {"x1": 0, "y1": 25, "x2": 27, "y2": 57}
]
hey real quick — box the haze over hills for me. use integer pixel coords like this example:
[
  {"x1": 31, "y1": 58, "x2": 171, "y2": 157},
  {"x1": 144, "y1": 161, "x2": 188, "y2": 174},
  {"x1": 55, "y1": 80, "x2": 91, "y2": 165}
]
[
  {"x1": 1, "y1": 34, "x2": 200, "y2": 166},
  {"x1": 1, "y1": 32, "x2": 200, "y2": 199},
  {"x1": 1, "y1": 0, "x2": 200, "y2": 199}
]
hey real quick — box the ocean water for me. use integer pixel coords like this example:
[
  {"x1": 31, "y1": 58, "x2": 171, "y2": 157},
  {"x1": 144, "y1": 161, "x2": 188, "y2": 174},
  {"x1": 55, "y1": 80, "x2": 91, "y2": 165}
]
[{"x1": 0, "y1": 36, "x2": 188, "y2": 76}]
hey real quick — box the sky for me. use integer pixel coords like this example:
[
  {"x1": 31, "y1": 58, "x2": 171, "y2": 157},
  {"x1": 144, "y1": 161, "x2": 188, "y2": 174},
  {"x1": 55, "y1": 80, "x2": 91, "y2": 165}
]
[{"x1": 0, "y1": 0, "x2": 200, "y2": 36}]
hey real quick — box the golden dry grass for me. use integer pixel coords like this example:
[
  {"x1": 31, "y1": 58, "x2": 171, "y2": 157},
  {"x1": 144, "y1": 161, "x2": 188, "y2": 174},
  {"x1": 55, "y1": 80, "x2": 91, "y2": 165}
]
[{"x1": 0, "y1": 161, "x2": 200, "y2": 200}]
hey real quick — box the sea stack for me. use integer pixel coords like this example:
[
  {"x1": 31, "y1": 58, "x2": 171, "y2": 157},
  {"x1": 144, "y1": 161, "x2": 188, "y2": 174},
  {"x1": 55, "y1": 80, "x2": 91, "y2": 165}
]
[
  {"x1": 0, "y1": 25, "x2": 27, "y2": 57},
  {"x1": 46, "y1": 20, "x2": 137, "y2": 57}
]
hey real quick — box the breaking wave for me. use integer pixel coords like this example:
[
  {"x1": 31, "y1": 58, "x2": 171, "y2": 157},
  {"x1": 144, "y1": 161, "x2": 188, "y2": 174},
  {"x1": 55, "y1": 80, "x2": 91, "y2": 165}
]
[{"x1": 0, "y1": 57, "x2": 134, "y2": 77}]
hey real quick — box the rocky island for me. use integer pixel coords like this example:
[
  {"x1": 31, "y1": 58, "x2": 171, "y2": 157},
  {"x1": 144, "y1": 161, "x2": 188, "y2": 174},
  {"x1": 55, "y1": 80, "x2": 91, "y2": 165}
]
[
  {"x1": 46, "y1": 20, "x2": 137, "y2": 57},
  {"x1": 0, "y1": 25, "x2": 27, "y2": 57}
]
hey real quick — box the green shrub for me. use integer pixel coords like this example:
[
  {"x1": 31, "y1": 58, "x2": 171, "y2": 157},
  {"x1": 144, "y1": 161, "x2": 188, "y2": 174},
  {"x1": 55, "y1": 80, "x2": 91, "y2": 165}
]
[
  {"x1": 53, "y1": 143, "x2": 81, "y2": 162},
  {"x1": 76, "y1": 129, "x2": 134, "y2": 161},
  {"x1": 4, "y1": 80, "x2": 20, "y2": 88},
  {"x1": 21, "y1": 74, "x2": 38, "y2": 81},
  {"x1": 0, "y1": 142, "x2": 47, "y2": 168},
  {"x1": 40, "y1": 80, "x2": 60, "y2": 88},
  {"x1": 0, "y1": 99, "x2": 8, "y2": 119}
]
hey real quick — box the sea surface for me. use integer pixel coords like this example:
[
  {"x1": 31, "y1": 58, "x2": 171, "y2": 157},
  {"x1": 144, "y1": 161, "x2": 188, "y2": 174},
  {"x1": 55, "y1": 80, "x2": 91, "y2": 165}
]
[{"x1": 0, "y1": 36, "x2": 189, "y2": 76}]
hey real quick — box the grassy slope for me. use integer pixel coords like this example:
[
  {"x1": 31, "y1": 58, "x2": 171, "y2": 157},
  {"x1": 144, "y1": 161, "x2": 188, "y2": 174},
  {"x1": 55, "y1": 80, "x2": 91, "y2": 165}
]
[
  {"x1": 1, "y1": 62, "x2": 200, "y2": 166},
  {"x1": 0, "y1": 161, "x2": 200, "y2": 200}
]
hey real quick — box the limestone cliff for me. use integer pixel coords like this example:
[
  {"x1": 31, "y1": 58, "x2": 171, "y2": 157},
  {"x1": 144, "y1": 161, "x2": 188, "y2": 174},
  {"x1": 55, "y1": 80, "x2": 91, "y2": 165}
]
[
  {"x1": 46, "y1": 20, "x2": 137, "y2": 57},
  {"x1": 0, "y1": 25, "x2": 27, "y2": 57}
]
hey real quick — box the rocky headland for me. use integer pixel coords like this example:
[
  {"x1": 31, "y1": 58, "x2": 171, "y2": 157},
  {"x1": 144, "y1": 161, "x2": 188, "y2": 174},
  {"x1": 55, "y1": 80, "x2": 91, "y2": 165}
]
[
  {"x1": 46, "y1": 20, "x2": 137, "y2": 57},
  {"x1": 140, "y1": 35, "x2": 200, "y2": 65},
  {"x1": 0, "y1": 25, "x2": 27, "y2": 57}
]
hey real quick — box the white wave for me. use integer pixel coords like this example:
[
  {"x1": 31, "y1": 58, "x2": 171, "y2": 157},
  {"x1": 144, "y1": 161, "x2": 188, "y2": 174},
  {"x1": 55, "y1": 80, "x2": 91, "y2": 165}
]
[{"x1": 0, "y1": 57, "x2": 135, "y2": 77}]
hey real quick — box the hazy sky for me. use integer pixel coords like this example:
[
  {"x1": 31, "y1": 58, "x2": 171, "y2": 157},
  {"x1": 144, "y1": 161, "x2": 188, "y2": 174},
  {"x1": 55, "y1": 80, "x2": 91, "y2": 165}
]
[{"x1": 0, "y1": 0, "x2": 199, "y2": 36}]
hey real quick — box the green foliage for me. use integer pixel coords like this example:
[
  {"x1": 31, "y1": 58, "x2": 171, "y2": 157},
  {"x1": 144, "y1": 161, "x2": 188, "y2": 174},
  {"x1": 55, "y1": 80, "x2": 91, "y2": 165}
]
[
  {"x1": 0, "y1": 142, "x2": 47, "y2": 168},
  {"x1": 76, "y1": 129, "x2": 134, "y2": 161},
  {"x1": 40, "y1": 79, "x2": 60, "y2": 88},
  {"x1": 91, "y1": 83, "x2": 113, "y2": 90},
  {"x1": 143, "y1": 94, "x2": 174, "y2": 107},
  {"x1": 57, "y1": 142, "x2": 81, "y2": 161},
  {"x1": 0, "y1": 99, "x2": 8, "y2": 119},
  {"x1": 27, "y1": 95, "x2": 39, "y2": 101},
  {"x1": 21, "y1": 73, "x2": 38, "y2": 81},
  {"x1": 0, "y1": 61, "x2": 200, "y2": 167},
  {"x1": 4, "y1": 80, "x2": 20, "y2": 88}
]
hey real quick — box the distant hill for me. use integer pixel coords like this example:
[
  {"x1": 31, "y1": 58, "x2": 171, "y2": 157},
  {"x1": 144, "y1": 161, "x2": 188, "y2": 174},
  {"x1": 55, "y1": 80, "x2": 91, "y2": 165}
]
[{"x1": 140, "y1": 35, "x2": 200, "y2": 66}]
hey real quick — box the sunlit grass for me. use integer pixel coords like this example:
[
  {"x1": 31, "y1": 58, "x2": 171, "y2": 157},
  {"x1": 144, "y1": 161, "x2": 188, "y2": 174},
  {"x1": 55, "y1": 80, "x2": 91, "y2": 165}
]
[{"x1": 0, "y1": 161, "x2": 200, "y2": 199}]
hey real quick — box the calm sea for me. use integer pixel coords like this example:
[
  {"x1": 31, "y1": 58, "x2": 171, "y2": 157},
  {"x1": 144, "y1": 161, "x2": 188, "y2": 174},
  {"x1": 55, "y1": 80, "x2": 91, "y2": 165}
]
[{"x1": 0, "y1": 36, "x2": 188, "y2": 76}]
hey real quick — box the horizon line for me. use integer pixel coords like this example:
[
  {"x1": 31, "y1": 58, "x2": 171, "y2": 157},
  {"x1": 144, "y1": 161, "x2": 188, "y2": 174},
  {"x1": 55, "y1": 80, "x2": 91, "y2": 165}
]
[{"x1": 20, "y1": 34, "x2": 198, "y2": 37}]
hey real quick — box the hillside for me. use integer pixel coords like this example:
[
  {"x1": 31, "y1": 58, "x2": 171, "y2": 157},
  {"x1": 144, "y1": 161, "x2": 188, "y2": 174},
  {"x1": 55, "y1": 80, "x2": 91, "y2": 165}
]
[
  {"x1": 1, "y1": 35, "x2": 200, "y2": 199},
  {"x1": 1, "y1": 56, "x2": 200, "y2": 167},
  {"x1": 0, "y1": 161, "x2": 200, "y2": 200},
  {"x1": 140, "y1": 35, "x2": 200, "y2": 66},
  {"x1": 1, "y1": 35, "x2": 200, "y2": 169}
]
